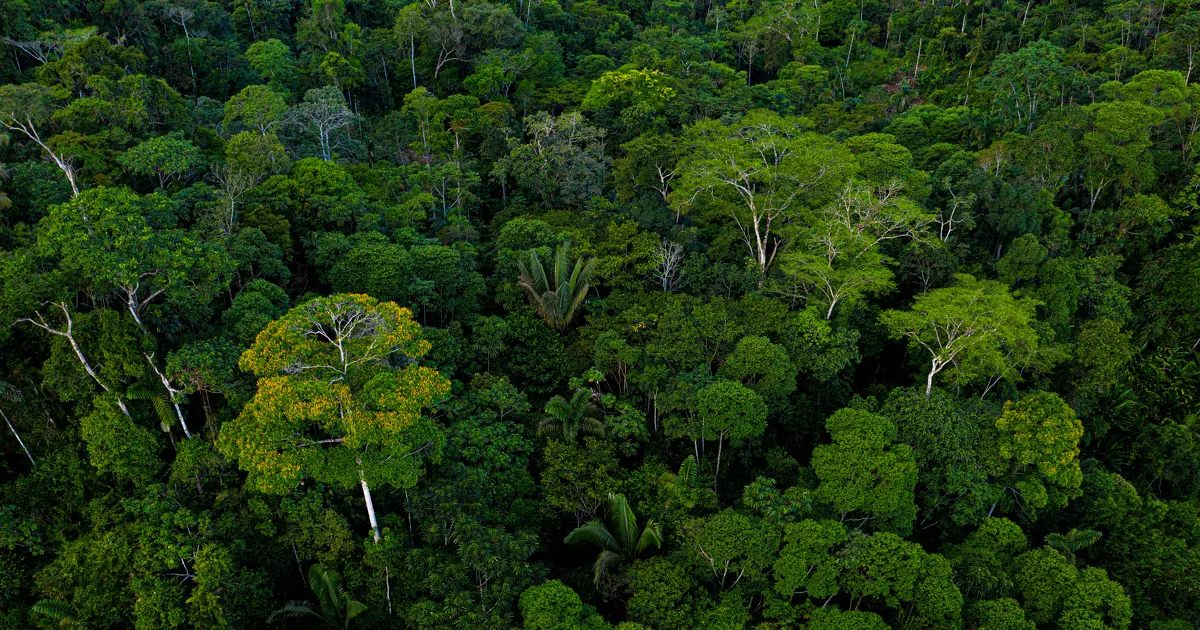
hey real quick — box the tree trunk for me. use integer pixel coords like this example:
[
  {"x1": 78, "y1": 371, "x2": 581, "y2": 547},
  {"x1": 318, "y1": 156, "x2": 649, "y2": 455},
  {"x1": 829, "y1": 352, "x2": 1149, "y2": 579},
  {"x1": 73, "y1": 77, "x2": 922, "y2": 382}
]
[
  {"x1": 2, "y1": 409, "x2": 34, "y2": 466},
  {"x1": 410, "y1": 33, "x2": 418, "y2": 89},
  {"x1": 925, "y1": 359, "x2": 938, "y2": 397},
  {"x1": 146, "y1": 354, "x2": 192, "y2": 438},
  {"x1": 714, "y1": 432, "x2": 725, "y2": 489},
  {"x1": 361, "y1": 467, "x2": 381, "y2": 543}
]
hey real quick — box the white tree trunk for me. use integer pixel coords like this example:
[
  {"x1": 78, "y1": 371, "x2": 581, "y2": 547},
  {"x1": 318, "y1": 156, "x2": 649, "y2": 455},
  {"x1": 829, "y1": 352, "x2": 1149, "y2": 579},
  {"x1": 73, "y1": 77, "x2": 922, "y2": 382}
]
[
  {"x1": 361, "y1": 469, "x2": 381, "y2": 543},
  {"x1": 2, "y1": 409, "x2": 34, "y2": 466}
]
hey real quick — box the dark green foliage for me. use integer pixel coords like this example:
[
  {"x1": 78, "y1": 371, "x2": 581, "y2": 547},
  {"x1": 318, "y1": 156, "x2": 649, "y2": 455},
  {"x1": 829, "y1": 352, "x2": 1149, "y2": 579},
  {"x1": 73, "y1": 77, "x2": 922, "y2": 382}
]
[{"x1": 0, "y1": 0, "x2": 1197, "y2": 627}]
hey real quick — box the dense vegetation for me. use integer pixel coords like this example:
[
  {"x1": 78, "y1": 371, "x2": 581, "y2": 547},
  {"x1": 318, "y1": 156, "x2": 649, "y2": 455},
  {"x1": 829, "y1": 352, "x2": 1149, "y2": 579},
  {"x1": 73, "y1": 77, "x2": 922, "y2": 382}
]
[{"x1": 0, "y1": 0, "x2": 1198, "y2": 627}]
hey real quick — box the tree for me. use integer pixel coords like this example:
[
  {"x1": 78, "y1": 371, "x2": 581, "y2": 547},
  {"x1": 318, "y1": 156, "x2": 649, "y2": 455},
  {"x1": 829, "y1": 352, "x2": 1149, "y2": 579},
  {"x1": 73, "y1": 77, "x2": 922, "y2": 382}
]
[
  {"x1": 614, "y1": 133, "x2": 683, "y2": 209},
  {"x1": 650, "y1": 240, "x2": 684, "y2": 291},
  {"x1": 245, "y1": 38, "x2": 299, "y2": 94},
  {"x1": 217, "y1": 294, "x2": 450, "y2": 542},
  {"x1": 777, "y1": 180, "x2": 935, "y2": 319},
  {"x1": 516, "y1": 243, "x2": 597, "y2": 333},
  {"x1": 626, "y1": 557, "x2": 699, "y2": 629},
  {"x1": 118, "y1": 133, "x2": 203, "y2": 189},
  {"x1": 290, "y1": 86, "x2": 357, "y2": 161},
  {"x1": 493, "y1": 112, "x2": 609, "y2": 207},
  {"x1": 394, "y1": 5, "x2": 428, "y2": 90},
  {"x1": 0, "y1": 380, "x2": 34, "y2": 466},
  {"x1": 695, "y1": 379, "x2": 768, "y2": 486},
  {"x1": 518, "y1": 581, "x2": 606, "y2": 629},
  {"x1": 804, "y1": 607, "x2": 891, "y2": 630},
  {"x1": 983, "y1": 391, "x2": 1085, "y2": 514},
  {"x1": 773, "y1": 518, "x2": 849, "y2": 601},
  {"x1": 978, "y1": 41, "x2": 1073, "y2": 131},
  {"x1": 269, "y1": 563, "x2": 366, "y2": 629},
  {"x1": 542, "y1": 436, "x2": 618, "y2": 526},
  {"x1": 223, "y1": 85, "x2": 289, "y2": 136},
  {"x1": 672, "y1": 110, "x2": 854, "y2": 283},
  {"x1": 1080, "y1": 101, "x2": 1162, "y2": 212},
  {"x1": 718, "y1": 335, "x2": 797, "y2": 404},
  {"x1": 687, "y1": 508, "x2": 778, "y2": 590},
  {"x1": 565, "y1": 492, "x2": 664, "y2": 587},
  {"x1": 838, "y1": 532, "x2": 963, "y2": 629},
  {"x1": 812, "y1": 408, "x2": 918, "y2": 535},
  {"x1": 0, "y1": 83, "x2": 80, "y2": 195},
  {"x1": 36, "y1": 187, "x2": 230, "y2": 334},
  {"x1": 879, "y1": 274, "x2": 1044, "y2": 397},
  {"x1": 538, "y1": 388, "x2": 604, "y2": 443}
]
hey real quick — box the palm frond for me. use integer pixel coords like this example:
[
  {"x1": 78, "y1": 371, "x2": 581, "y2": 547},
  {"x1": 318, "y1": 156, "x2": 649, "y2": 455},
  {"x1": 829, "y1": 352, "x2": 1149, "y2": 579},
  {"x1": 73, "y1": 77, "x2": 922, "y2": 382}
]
[
  {"x1": 1046, "y1": 528, "x2": 1102, "y2": 559},
  {"x1": 565, "y1": 520, "x2": 621, "y2": 553},
  {"x1": 565, "y1": 257, "x2": 597, "y2": 325},
  {"x1": 592, "y1": 550, "x2": 623, "y2": 587},
  {"x1": 267, "y1": 601, "x2": 326, "y2": 624},
  {"x1": 0, "y1": 381, "x2": 23, "y2": 403},
  {"x1": 607, "y1": 493, "x2": 638, "y2": 556},
  {"x1": 514, "y1": 243, "x2": 596, "y2": 333},
  {"x1": 581, "y1": 417, "x2": 605, "y2": 438},
  {"x1": 677, "y1": 455, "x2": 697, "y2": 486},
  {"x1": 555, "y1": 243, "x2": 572, "y2": 288},
  {"x1": 309, "y1": 563, "x2": 345, "y2": 622},
  {"x1": 536, "y1": 418, "x2": 563, "y2": 438},
  {"x1": 343, "y1": 600, "x2": 368, "y2": 628},
  {"x1": 32, "y1": 599, "x2": 81, "y2": 628},
  {"x1": 636, "y1": 519, "x2": 664, "y2": 555},
  {"x1": 544, "y1": 394, "x2": 570, "y2": 420},
  {"x1": 152, "y1": 396, "x2": 175, "y2": 431}
]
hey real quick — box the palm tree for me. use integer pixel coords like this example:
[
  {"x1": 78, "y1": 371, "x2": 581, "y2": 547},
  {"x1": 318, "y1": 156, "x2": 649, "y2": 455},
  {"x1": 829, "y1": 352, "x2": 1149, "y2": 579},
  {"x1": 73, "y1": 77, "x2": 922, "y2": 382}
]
[
  {"x1": 269, "y1": 563, "x2": 367, "y2": 629},
  {"x1": 1046, "y1": 528, "x2": 1102, "y2": 564},
  {"x1": 538, "y1": 388, "x2": 604, "y2": 443},
  {"x1": 564, "y1": 492, "x2": 663, "y2": 587},
  {"x1": 517, "y1": 242, "x2": 597, "y2": 333}
]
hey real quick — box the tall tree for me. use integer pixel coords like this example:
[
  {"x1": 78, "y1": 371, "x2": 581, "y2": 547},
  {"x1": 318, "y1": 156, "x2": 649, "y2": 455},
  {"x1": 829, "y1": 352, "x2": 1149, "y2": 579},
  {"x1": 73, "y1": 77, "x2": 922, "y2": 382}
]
[
  {"x1": 217, "y1": 294, "x2": 450, "y2": 542},
  {"x1": 879, "y1": 274, "x2": 1045, "y2": 396},
  {"x1": 672, "y1": 109, "x2": 854, "y2": 283}
]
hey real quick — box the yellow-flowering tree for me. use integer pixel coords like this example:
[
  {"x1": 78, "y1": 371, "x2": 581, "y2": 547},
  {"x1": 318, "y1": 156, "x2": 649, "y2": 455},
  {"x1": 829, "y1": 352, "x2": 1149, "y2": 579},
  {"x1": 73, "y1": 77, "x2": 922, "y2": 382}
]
[
  {"x1": 218, "y1": 294, "x2": 450, "y2": 542},
  {"x1": 984, "y1": 391, "x2": 1085, "y2": 518}
]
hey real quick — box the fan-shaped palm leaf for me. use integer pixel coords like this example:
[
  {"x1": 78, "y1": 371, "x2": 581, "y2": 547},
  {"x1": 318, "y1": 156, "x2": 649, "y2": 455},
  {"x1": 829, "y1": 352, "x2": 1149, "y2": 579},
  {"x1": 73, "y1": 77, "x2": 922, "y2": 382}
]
[{"x1": 517, "y1": 243, "x2": 597, "y2": 333}]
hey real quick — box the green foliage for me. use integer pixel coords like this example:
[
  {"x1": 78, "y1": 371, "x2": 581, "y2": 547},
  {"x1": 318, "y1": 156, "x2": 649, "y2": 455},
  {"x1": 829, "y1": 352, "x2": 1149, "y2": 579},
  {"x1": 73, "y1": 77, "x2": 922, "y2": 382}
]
[
  {"x1": 880, "y1": 274, "x2": 1046, "y2": 396},
  {"x1": 268, "y1": 563, "x2": 366, "y2": 629},
  {"x1": 565, "y1": 492, "x2": 664, "y2": 587},
  {"x1": 519, "y1": 580, "x2": 606, "y2": 629},
  {"x1": 1, "y1": 2, "x2": 1198, "y2": 629},
  {"x1": 539, "y1": 388, "x2": 604, "y2": 443},
  {"x1": 79, "y1": 397, "x2": 161, "y2": 485},
  {"x1": 811, "y1": 408, "x2": 918, "y2": 535},
  {"x1": 517, "y1": 242, "x2": 597, "y2": 333},
  {"x1": 717, "y1": 335, "x2": 797, "y2": 403},
  {"x1": 987, "y1": 392, "x2": 1085, "y2": 509}
]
